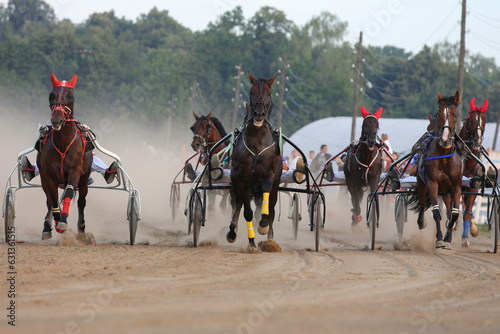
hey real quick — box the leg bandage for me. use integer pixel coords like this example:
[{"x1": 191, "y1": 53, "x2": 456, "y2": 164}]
[
  {"x1": 247, "y1": 220, "x2": 255, "y2": 239},
  {"x1": 462, "y1": 220, "x2": 470, "y2": 239},
  {"x1": 52, "y1": 206, "x2": 61, "y2": 221},
  {"x1": 262, "y1": 192, "x2": 270, "y2": 215},
  {"x1": 62, "y1": 185, "x2": 74, "y2": 216}
]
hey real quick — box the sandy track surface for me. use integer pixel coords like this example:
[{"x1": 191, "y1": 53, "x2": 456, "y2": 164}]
[{"x1": 1, "y1": 121, "x2": 500, "y2": 334}]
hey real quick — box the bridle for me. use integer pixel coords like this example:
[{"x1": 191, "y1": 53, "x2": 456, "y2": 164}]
[
  {"x1": 191, "y1": 117, "x2": 217, "y2": 151},
  {"x1": 466, "y1": 109, "x2": 485, "y2": 147},
  {"x1": 249, "y1": 80, "x2": 274, "y2": 115},
  {"x1": 435, "y1": 102, "x2": 457, "y2": 146},
  {"x1": 358, "y1": 115, "x2": 379, "y2": 147},
  {"x1": 51, "y1": 104, "x2": 75, "y2": 123}
]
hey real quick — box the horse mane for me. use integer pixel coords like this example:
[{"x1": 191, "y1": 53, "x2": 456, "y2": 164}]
[
  {"x1": 437, "y1": 96, "x2": 459, "y2": 106},
  {"x1": 210, "y1": 116, "x2": 230, "y2": 145}
]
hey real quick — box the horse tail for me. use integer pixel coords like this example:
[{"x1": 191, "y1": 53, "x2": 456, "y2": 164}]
[{"x1": 406, "y1": 190, "x2": 431, "y2": 212}]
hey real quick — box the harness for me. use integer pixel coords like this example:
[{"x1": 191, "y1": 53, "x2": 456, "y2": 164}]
[{"x1": 349, "y1": 115, "x2": 381, "y2": 186}]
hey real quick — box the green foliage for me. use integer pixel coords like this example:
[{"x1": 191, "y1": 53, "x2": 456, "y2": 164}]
[{"x1": 0, "y1": 1, "x2": 498, "y2": 136}]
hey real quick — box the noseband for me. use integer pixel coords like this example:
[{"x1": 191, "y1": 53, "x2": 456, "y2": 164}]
[{"x1": 249, "y1": 80, "x2": 274, "y2": 114}]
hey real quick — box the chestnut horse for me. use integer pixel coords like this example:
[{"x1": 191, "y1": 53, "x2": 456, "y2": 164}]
[
  {"x1": 344, "y1": 106, "x2": 383, "y2": 229},
  {"x1": 38, "y1": 73, "x2": 92, "y2": 239},
  {"x1": 226, "y1": 72, "x2": 281, "y2": 248},
  {"x1": 457, "y1": 97, "x2": 488, "y2": 247},
  {"x1": 408, "y1": 91, "x2": 463, "y2": 249}
]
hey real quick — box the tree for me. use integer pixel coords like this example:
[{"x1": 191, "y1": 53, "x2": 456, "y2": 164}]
[{"x1": 7, "y1": 0, "x2": 54, "y2": 32}]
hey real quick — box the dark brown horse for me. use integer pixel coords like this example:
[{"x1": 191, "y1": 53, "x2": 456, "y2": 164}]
[
  {"x1": 226, "y1": 72, "x2": 281, "y2": 248},
  {"x1": 344, "y1": 106, "x2": 383, "y2": 229},
  {"x1": 408, "y1": 91, "x2": 462, "y2": 249},
  {"x1": 38, "y1": 73, "x2": 92, "y2": 239},
  {"x1": 458, "y1": 97, "x2": 488, "y2": 247}
]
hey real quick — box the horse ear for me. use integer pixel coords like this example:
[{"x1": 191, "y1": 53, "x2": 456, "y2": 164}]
[
  {"x1": 360, "y1": 106, "x2": 369, "y2": 118},
  {"x1": 248, "y1": 72, "x2": 257, "y2": 84},
  {"x1": 51, "y1": 73, "x2": 61, "y2": 88},
  {"x1": 437, "y1": 91, "x2": 442, "y2": 101},
  {"x1": 481, "y1": 98, "x2": 488, "y2": 112},
  {"x1": 245, "y1": 103, "x2": 250, "y2": 112},
  {"x1": 428, "y1": 113, "x2": 433, "y2": 123},
  {"x1": 206, "y1": 111, "x2": 212, "y2": 119},
  {"x1": 66, "y1": 74, "x2": 77, "y2": 89},
  {"x1": 192, "y1": 111, "x2": 199, "y2": 120},
  {"x1": 267, "y1": 74, "x2": 278, "y2": 86},
  {"x1": 374, "y1": 108, "x2": 383, "y2": 120},
  {"x1": 470, "y1": 97, "x2": 476, "y2": 111},
  {"x1": 454, "y1": 91, "x2": 460, "y2": 104}
]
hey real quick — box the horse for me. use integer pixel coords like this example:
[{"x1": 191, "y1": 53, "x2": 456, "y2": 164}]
[
  {"x1": 407, "y1": 91, "x2": 463, "y2": 249},
  {"x1": 37, "y1": 73, "x2": 92, "y2": 239},
  {"x1": 190, "y1": 111, "x2": 230, "y2": 211},
  {"x1": 226, "y1": 72, "x2": 281, "y2": 248},
  {"x1": 344, "y1": 106, "x2": 384, "y2": 229},
  {"x1": 458, "y1": 97, "x2": 488, "y2": 247}
]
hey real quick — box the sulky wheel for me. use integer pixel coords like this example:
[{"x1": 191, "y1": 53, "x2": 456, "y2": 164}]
[
  {"x1": 490, "y1": 197, "x2": 499, "y2": 254},
  {"x1": 291, "y1": 193, "x2": 300, "y2": 240},
  {"x1": 192, "y1": 190, "x2": 203, "y2": 247},
  {"x1": 367, "y1": 194, "x2": 377, "y2": 250},
  {"x1": 127, "y1": 191, "x2": 139, "y2": 245},
  {"x1": 170, "y1": 185, "x2": 179, "y2": 222},
  {"x1": 187, "y1": 189, "x2": 194, "y2": 235},
  {"x1": 395, "y1": 194, "x2": 407, "y2": 242},
  {"x1": 4, "y1": 189, "x2": 15, "y2": 243},
  {"x1": 313, "y1": 194, "x2": 324, "y2": 252}
]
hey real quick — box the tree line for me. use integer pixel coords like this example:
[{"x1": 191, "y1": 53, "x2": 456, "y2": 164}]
[{"x1": 1, "y1": 0, "x2": 499, "y2": 137}]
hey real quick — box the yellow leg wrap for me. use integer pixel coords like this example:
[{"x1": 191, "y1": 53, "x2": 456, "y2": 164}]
[
  {"x1": 262, "y1": 192, "x2": 270, "y2": 215},
  {"x1": 247, "y1": 220, "x2": 255, "y2": 239}
]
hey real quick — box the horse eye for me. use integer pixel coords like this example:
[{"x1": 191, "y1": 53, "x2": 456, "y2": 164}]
[
  {"x1": 49, "y1": 92, "x2": 56, "y2": 103},
  {"x1": 65, "y1": 93, "x2": 74, "y2": 103}
]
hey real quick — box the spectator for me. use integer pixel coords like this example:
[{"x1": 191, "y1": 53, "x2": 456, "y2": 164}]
[{"x1": 311, "y1": 144, "x2": 331, "y2": 174}]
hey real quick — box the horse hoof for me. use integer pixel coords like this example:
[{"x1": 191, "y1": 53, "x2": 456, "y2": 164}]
[
  {"x1": 470, "y1": 221, "x2": 479, "y2": 237},
  {"x1": 418, "y1": 219, "x2": 427, "y2": 230},
  {"x1": 41, "y1": 231, "x2": 52, "y2": 240},
  {"x1": 258, "y1": 225, "x2": 269, "y2": 235},
  {"x1": 55, "y1": 221, "x2": 67, "y2": 233},
  {"x1": 443, "y1": 242, "x2": 452, "y2": 250},
  {"x1": 462, "y1": 237, "x2": 470, "y2": 248},
  {"x1": 435, "y1": 240, "x2": 445, "y2": 248},
  {"x1": 226, "y1": 231, "x2": 237, "y2": 243}
]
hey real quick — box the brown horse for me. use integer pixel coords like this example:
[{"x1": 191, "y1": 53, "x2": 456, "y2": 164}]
[
  {"x1": 226, "y1": 72, "x2": 280, "y2": 248},
  {"x1": 408, "y1": 91, "x2": 462, "y2": 249},
  {"x1": 190, "y1": 111, "x2": 230, "y2": 211},
  {"x1": 458, "y1": 97, "x2": 488, "y2": 247},
  {"x1": 344, "y1": 106, "x2": 383, "y2": 229},
  {"x1": 38, "y1": 73, "x2": 92, "y2": 239}
]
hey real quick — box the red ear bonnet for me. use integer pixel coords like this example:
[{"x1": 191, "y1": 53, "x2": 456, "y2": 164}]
[
  {"x1": 481, "y1": 98, "x2": 488, "y2": 112},
  {"x1": 374, "y1": 108, "x2": 383, "y2": 119},
  {"x1": 360, "y1": 106, "x2": 369, "y2": 118},
  {"x1": 469, "y1": 97, "x2": 488, "y2": 114},
  {"x1": 51, "y1": 73, "x2": 77, "y2": 89}
]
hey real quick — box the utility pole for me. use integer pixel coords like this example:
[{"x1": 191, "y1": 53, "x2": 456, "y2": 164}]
[
  {"x1": 166, "y1": 94, "x2": 176, "y2": 145},
  {"x1": 493, "y1": 111, "x2": 499, "y2": 151},
  {"x1": 351, "y1": 32, "x2": 363, "y2": 142},
  {"x1": 278, "y1": 54, "x2": 287, "y2": 129},
  {"x1": 232, "y1": 63, "x2": 242, "y2": 130},
  {"x1": 190, "y1": 81, "x2": 198, "y2": 114},
  {"x1": 457, "y1": 0, "x2": 467, "y2": 128}
]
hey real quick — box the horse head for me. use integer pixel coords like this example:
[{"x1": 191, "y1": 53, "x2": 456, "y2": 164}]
[
  {"x1": 49, "y1": 73, "x2": 77, "y2": 130},
  {"x1": 465, "y1": 97, "x2": 488, "y2": 149},
  {"x1": 435, "y1": 91, "x2": 459, "y2": 149},
  {"x1": 246, "y1": 72, "x2": 278, "y2": 128},
  {"x1": 190, "y1": 111, "x2": 213, "y2": 153},
  {"x1": 360, "y1": 106, "x2": 382, "y2": 150}
]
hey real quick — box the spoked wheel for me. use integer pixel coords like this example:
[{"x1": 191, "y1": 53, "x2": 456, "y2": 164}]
[
  {"x1": 490, "y1": 197, "x2": 499, "y2": 254},
  {"x1": 367, "y1": 194, "x2": 378, "y2": 250},
  {"x1": 170, "y1": 185, "x2": 179, "y2": 222},
  {"x1": 187, "y1": 189, "x2": 194, "y2": 235},
  {"x1": 4, "y1": 189, "x2": 15, "y2": 243},
  {"x1": 313, "y1": 194, "x2": 324, "y2": 252},
  {"x1": 127, "y1": 191, "x2": 140, "y2": 245},
  {"x1": 395, "y1": 194, "x2": 407, "y2": 242},
  {"x1": 291, "y1": 193, "x2": 300, "y2": 240},
  {"x1": 192, "y1": 190, "x2": 203, "y2": 247}
]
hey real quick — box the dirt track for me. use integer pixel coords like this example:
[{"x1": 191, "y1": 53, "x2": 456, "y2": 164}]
[{"x1": 1, "y1": 120, "x2": 500, "y2": 334}]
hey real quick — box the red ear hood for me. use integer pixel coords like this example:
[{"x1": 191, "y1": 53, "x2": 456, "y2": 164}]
[
  {"x1": 51, "y1": 73, "x2": 77, "y2": 89},
  {"x1": 361, "y1": 106, "x2": 383, "y2": 119},
  {"x1": 469, "y1": 97, "x2": 488, "y2": 113},
  {"x1": 361, "y1": 106, "x2": 369, "y2": 118}
]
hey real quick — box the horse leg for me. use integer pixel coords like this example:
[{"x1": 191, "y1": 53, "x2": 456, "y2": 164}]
[
  {"x1": 427, "y1": 182, "x2": 444, "y2": 248},
  {"x1": 416, "y1": 184, "x2": 428, "y2": 230},
  {"x1": 348, "y1": 185, "x2": 362, "y2": 228},
  {"x1": 77, "y1": 177, "x2": 89, "y2": 234},
  {"x1": 57, "y1": 175, "x2": 80, "y2": 233},
  {"x1": 242, "y1": 198, "x2": 256, "y2": 248},
  {"x1": 226, "y1": 194, "x2": 242, "y2": 244},
  {"x1": 258, "y1": 178, "x2": 273, "y2": 235},
  {"x1": 41, "y1": 181, "x2": 59, "y2": 240},
  {"x1": 266, "y1": 188, "x2": 279, "y2": 240},
  {"x1": 461, "y1": 193, "x2": 477, "y2": 247},
  {"x1": 443, "y1": 187, "x2": 461, "y2": 249}
]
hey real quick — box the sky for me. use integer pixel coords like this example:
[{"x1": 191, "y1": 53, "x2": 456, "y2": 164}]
[{"x1": 3, "y1": 0, "x2": 499, "y2": 64}]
